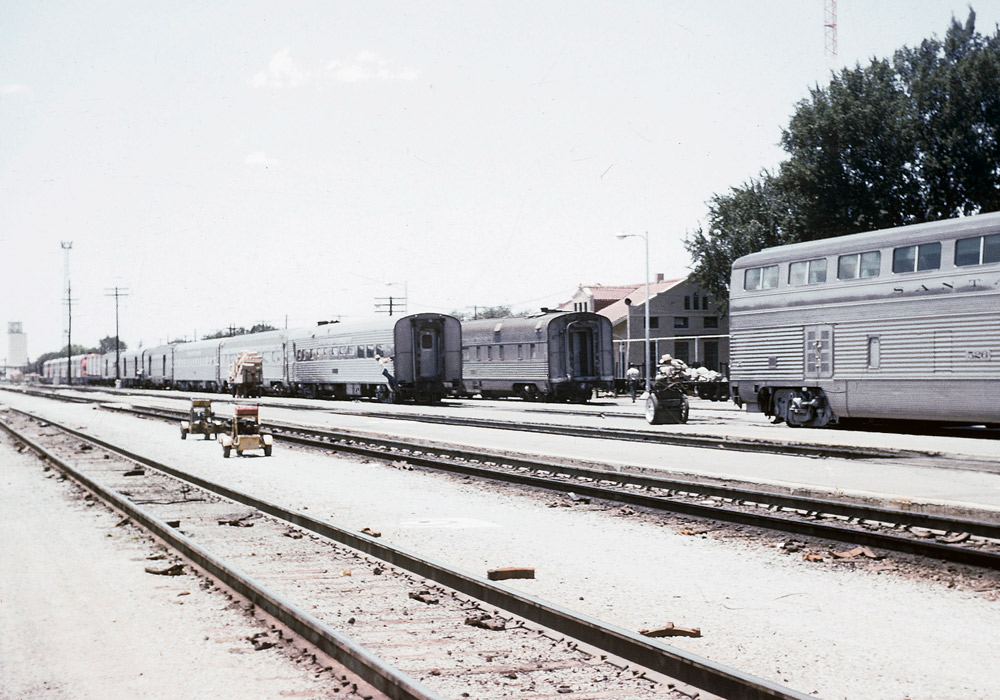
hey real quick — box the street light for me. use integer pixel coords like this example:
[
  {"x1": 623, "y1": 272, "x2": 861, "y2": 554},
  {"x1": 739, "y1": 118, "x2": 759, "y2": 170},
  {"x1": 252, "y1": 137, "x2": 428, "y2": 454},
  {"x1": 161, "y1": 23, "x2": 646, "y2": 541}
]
[{"x1": 616, "y1": 232, "x2": 651, "y2": 393}]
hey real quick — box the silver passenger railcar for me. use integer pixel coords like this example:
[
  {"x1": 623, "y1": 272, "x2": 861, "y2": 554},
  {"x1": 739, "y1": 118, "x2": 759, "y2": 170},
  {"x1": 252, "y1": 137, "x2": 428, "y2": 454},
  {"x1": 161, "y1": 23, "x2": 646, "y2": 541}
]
[
  {"x1": 460, "y1": 311, "x2": 614, "y2": 402},
  {"x1": 42, "y1": 353, "x2": 102, "y2": 384},
  {"x1": 143, "y1": 344, "x2": 175, "y2": 389},
  {"x1": 729, "y1": 212, "x2": 1000, "y2": 427},
  {"x1": 219, "y1": 330, "x2": 289, "y2": 395},
  {"x1": 288, "y1": 314, "x2": 462, "y2": 402},
  {"x1": 173, "y1": 338, "x2": 224, "y2": 392}
]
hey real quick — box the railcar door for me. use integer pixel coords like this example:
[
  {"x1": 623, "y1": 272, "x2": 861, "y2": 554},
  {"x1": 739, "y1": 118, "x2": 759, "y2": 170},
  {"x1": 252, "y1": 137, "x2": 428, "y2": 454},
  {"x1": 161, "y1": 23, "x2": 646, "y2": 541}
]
[
  {"x1": 803, "y1": 324, "x2": 834, "y2": 379},
  {"x1": 567, "y1": 326, "x2": 595, "y2": 378},
  {"x1": 415, "y1": 323, "x2": 443, "y2": 380}
]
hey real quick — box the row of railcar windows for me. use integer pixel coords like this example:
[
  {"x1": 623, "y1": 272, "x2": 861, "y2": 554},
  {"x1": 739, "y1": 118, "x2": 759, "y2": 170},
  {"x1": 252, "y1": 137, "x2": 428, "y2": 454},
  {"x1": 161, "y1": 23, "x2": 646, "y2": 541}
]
[
  {"x1": 464, "y1": 344, "x2": 540, "y2": 362},
  {"x1": 744, "y1": 232, "x2": 999, "y2": 291},
  {"x1": 296, "y1": 344, "x2": 393, "y2": 362}
]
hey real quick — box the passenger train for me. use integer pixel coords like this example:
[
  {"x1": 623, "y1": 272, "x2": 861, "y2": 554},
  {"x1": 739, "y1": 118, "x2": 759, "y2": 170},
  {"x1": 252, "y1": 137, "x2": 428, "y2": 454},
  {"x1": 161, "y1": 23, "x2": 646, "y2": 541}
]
[
  {"x1": 42, "y1": 313, "x2": 463, "y2": 404},
  {"x1": 41, "y1": 310, "x2": 615, "y2": 404},
  {"x1": 729, "y1": 212, "x2": 1000, "y2": 427},
  {"x1": 459, "y1": 310, "x2": 613, "y2": 401}
]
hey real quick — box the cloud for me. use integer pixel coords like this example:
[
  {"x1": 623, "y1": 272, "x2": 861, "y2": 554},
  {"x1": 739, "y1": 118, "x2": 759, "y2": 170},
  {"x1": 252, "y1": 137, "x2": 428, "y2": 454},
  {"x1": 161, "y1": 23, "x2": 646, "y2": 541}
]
[
  {"x1": 326, "y1": 51, "x2": 419, "y2": 83},
  {"x1": 245, "y1": 151, "x2": 278, "y2": 166},
  {"x1": 250, "y1": 49, "x2": 418, "y2": 89},
  {"x1": 1, "y1": 83, "x2": 30, "y2": 95},
  {"x1": 249, "y1": 48, "x2": 309, "y2": 88}
]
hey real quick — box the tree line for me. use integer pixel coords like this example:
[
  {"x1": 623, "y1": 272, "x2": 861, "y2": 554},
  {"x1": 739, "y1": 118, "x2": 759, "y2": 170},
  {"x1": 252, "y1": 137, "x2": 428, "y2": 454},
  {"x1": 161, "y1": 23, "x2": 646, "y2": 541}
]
[{"x1": 685, "y1": 9, "x2": 1000, "y2": 306}]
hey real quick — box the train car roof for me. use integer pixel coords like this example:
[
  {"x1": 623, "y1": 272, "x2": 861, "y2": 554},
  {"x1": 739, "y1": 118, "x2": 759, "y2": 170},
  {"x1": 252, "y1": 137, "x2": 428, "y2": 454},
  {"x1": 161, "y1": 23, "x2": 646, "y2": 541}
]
[
  {"x1": 461, "y1": 310, "x2": 608, "y2": 333},
  {"x1": 286, "y1": 315, "x2": 426, "y2": 340},
  {"x1": 733, "y1": 211, "x2": 1000, "y2": 269}
]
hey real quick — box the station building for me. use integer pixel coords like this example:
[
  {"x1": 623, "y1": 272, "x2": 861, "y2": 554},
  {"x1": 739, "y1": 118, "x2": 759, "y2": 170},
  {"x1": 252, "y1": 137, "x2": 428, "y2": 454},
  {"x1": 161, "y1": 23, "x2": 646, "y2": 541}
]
[{"x1": 560, "y1": 275, "x2": 729, "y2": 380}]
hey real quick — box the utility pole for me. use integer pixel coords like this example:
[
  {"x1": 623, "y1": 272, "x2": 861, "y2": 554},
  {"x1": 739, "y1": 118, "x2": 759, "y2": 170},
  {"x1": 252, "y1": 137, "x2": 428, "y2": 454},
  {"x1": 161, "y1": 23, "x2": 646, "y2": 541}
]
[
  {"x1": 105, "y1": 285, "x2": 130, "y2": 381},
  {"x1": 61, "y1": 241, "x2": 73, "y2": 385}
]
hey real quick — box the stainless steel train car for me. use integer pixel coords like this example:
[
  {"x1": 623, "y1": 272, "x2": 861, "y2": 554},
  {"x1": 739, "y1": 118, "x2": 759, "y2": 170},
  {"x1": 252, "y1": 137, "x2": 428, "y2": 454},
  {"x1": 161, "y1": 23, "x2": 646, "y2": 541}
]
[
  {"x1": 459, "y1": 311, "x2": 614, "y2": 401},
  {"x1": 42, "y1": 353, "x2": 102, "y2": 384},
  {"x1": 172, "y1": 339, "x2": 223, "y2": 392},
  {"x1": 288, "y1": 314, "x2": 462, "y2": 402},
  {"x1": 142, "y1": 344, "x2": 175, "y2": 389},
  {"x1": 219, "y1": 329, "x2": 290, "y2": 394},
  {"x1": 729, "y1": 212, "x2": 1000, "y2": 427},
  {"x1": 80, "y1": 313, "x2": 461, "y2": 403}
]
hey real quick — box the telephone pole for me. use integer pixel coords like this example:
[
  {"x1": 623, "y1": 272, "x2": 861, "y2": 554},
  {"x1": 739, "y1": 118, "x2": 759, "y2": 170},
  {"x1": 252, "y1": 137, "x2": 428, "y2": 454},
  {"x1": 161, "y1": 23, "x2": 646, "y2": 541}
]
[
  {"x1": 61, "y1": 242, "x2": 73, "y2": 384},
  {"x1": 105, "y1": 285, "x2": 130, "y2": 380}
]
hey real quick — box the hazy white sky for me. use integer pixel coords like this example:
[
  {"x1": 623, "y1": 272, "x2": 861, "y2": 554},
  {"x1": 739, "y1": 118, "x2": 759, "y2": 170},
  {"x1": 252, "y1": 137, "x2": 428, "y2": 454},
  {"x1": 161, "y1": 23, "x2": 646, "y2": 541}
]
[{"x1": 3, "y1": 1, "x2": 997, "y2": 357}]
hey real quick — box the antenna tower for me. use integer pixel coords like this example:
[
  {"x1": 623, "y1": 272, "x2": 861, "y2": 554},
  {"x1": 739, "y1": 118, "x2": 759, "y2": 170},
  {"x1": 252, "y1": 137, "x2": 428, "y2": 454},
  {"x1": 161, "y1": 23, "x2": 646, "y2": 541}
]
[{"x1": 824, "y1": 0, "x2": 838, "y2": 58}]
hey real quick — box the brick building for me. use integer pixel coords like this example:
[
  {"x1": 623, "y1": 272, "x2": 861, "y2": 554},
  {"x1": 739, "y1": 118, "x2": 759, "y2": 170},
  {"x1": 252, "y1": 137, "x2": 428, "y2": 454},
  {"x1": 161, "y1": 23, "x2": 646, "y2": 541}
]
[{"x1": 561, "y1": 275, "x2": 729, "y2": 380}]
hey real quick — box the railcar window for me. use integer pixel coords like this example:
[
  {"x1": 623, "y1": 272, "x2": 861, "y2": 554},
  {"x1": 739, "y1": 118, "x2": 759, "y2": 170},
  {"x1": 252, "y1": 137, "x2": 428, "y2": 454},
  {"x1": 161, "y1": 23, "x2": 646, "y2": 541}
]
[
  {"x1": 955, "y1": 233, "x2": 1000, "y2": 266},
  {"x1": 517, "y1": 344, "x2": 523, "y2": 360},
  {"x1": 892, "y1": 242, "x2": 941, "y2": 273},
  {"x1": 487, "y1": 346, "x2": 493, "y2": 361},
  {"x1": 788, "y1": 258, "x2": 827, "y2": 285},
  {"x1": 867, "y1": 337, "x2": 881, "y2": 369},
  {"x1": 499, "y1": 345, "x2": 505, "y2": 360},
  {"x1": 838, "y1": 251, "x2": 880, "y2": 279},
  {"x1": 530, "y1": 343, "x2": 537, "y2": 360},
  {"x1": 743, "y1": 265, "x2": 779, "y2": 291}
]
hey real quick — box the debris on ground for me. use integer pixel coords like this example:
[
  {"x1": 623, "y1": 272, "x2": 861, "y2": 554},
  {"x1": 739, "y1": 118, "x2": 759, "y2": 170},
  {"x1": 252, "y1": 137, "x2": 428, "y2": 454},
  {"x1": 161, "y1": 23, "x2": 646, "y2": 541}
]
[
  {"x1": 639, "y1": 623, "x2": 702, "y2": 638},
  {"x1": 833, "y1": 546, "x2": 882, "y2": 560},
  {"x1": 408, "y1": 590, "x2": 439, "y2": 605},
  {"x1": 465, "y1": 613, "x2": 507, "y2": 631},
  {"x1": 145, "y1": 563, "x2": 185, "y2": 576},
  {"x1": 488, "y1": 566, "x2": 535, "y2": 581}
]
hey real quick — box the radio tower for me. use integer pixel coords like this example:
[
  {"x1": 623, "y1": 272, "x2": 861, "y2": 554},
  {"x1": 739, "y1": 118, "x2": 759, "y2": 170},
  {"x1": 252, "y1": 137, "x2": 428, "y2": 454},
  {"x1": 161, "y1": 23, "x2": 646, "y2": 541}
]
[{"x1": 824, "y1": 0, "x2": 838, "y2": 58}]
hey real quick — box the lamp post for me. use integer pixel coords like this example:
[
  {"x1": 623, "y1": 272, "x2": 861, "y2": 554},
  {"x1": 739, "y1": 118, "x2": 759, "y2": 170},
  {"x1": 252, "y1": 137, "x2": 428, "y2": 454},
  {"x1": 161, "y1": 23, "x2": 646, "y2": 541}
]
[{"x1": 616, "y1": 232, "x2": 651, "y2": 393}]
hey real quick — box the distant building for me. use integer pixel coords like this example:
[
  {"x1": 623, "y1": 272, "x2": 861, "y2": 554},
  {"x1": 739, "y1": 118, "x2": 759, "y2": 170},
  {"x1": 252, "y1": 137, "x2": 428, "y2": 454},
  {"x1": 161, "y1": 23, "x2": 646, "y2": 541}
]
[
  {"x1": 6, "y1": 321, "x2": 28, "y2": 369},
  {"x1": 561, "y1": 275, "x2": 729, "y2": 378}
]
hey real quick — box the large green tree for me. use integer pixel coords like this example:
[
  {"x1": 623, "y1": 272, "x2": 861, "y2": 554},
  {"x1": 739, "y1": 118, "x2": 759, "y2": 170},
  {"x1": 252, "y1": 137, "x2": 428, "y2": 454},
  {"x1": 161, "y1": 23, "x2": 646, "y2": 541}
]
[
  {"x1": 98, "y1": 335, "x2": 128, "y2": 354},
  {"x1": 684, "y1": 173, "x2": 796, "y2": 305},
  {"x1": 685, "y1": 9, "x2": 1000, "y2": 302}
]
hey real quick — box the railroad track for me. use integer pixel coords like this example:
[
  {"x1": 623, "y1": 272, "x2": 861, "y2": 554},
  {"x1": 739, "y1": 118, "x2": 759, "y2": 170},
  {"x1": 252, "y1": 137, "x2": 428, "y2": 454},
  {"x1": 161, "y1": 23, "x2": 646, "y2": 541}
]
[
  {"x1": 9, "y1": 384, "x2": 997, "y2": 467},
  {"x1": 69, "y1": 400, "x2": 1000, "y2": 571},
  {"x1": 0, "y1": 407, "x2": 812, "y2": 700}
]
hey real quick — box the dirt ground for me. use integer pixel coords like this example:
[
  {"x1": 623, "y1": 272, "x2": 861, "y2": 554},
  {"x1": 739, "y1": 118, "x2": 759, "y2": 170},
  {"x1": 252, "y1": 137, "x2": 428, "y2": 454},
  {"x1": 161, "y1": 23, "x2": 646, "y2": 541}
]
[{"x1": 0, "y1": 434, "x2": 367, "y2": 700}]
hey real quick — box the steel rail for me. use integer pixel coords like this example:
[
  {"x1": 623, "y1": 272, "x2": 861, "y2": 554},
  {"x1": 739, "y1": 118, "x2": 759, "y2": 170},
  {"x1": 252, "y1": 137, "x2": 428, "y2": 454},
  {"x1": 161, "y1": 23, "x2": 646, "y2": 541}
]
[
  {"x1": 268, "y1": 427, "x2": 1000, "y2": 570},
  {"x1": 105, "y1": 404, "x2": 1000, "y2": 566},
  {"x1": 4, "y1": 408, "x2": 813, "y2": 700},
  {"x1": 1, "y1": 384, "x2": 953, "y2": 463},
  {"x1": 0, "y1": 416, "x2": 444, "y2": 700}
]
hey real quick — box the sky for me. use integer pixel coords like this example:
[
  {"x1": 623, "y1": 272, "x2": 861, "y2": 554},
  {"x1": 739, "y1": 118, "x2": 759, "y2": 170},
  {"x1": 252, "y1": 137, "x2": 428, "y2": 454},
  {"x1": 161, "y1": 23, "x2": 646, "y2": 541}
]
[{"x1": 3, "y1": 1, "x2": 998, "y2": 359}]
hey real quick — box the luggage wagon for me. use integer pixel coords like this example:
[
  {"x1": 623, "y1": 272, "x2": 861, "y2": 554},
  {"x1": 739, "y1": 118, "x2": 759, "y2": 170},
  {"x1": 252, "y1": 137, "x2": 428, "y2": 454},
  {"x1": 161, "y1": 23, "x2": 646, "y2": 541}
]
[
  {"x1": 180, "y1": 399, "x2": 225, "y2": 440},
  {"x1": 219, "y1": 405, "x2": 273, "y2": 457}
]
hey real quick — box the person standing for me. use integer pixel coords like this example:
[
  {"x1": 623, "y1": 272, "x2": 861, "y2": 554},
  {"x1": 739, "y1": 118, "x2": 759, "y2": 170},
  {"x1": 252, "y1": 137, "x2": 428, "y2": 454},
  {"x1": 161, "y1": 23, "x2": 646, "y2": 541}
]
[{"x1": 626, "y1": 365, "x2": 640, "y2": 402}]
